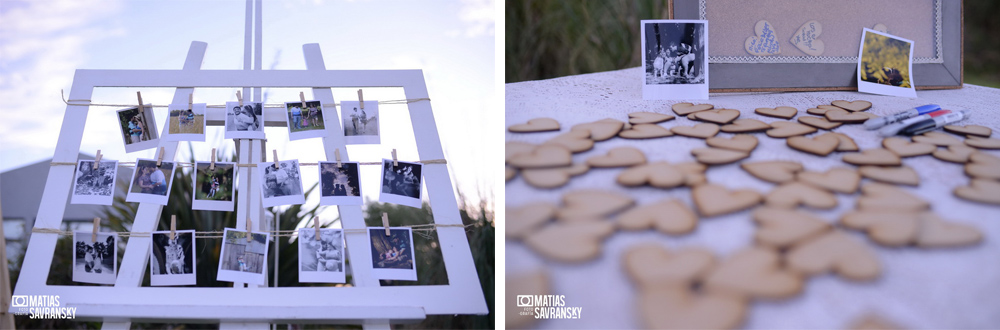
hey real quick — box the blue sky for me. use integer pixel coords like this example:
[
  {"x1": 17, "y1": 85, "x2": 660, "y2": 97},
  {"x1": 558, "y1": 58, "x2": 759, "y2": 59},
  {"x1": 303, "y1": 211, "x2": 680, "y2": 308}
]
[{"x1": 0, "y1": 0, "x2": 496, "y2": 216}]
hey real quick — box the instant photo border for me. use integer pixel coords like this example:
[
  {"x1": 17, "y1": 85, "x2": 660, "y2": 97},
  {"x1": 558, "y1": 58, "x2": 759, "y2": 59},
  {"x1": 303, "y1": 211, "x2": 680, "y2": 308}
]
[{"x1": 12, "y1": 38, "x2": 487, "y2": 330}]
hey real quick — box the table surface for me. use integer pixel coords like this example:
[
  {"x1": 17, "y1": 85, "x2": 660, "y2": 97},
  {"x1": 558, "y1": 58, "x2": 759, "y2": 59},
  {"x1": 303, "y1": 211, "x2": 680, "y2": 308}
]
[{"x1": 505, "y1": 67, "x2": 1000, "y2": 329}]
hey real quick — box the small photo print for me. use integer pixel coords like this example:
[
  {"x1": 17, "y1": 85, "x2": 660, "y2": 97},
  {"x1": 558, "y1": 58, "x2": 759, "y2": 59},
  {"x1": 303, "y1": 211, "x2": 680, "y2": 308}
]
[
  {"x1": 224, "y1": 101, "x2": 265, "y2": 139},
  {"x1": 379, "y1": 159, "x2": 423, "y2": 208},
  {"x1": 258, "y1": 160, "x2": 305, "y2": 207},
  {"x1": 192, "y1": 162, "x2": 236, "y2": 211},
  {"x1": 285, "y1": 100, "x2": 327, "y2": 140},
  {"x1": 116, "y1": 105, "x2": 159, "y2": 153},
  {"x1": 858, "y1": 28, "x2": 917, "y2": 98},
  {"x1": 73, "y1": 232, "x2": 117, "y2": 285},
  {"x1": 71, "y1": 160, "x2": 118, "y2": 205},
  {"x1": 150, "y1": 230, "x2": 196, "y2": 286},
  {"x1": 298, "y1": 228, "x2": 346, "y2": 283},
  {"x1": 126, "y1": 159, "x2": 176, "y2": 205},
  {"x1": 217, "y1": 228, "x2": 270, "y2": 285},
  {"x1": 319, "y1": 161, "x2": 362, "y2": 205},
  {"x1": 641, "y1": 20, "x2": 709, "y2": 100},
  {"x1": 368, "y1": 228, "x2": 416, "y2": 281},
  {"x1": 164, "y1": 103, "x2": 207, "y2": 141},
  {"x1": 340, "y1": 101, "x2": 380, "y2": 144}
]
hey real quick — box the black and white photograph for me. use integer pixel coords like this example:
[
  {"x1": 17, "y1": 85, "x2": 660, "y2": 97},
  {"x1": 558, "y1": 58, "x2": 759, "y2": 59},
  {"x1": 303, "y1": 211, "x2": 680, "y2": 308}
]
[
  {"x1": 73, "y1": 231, "x2": 117, "y2": 284},
  {"x1": 340, "y1": 100, "x2": 380, "y2": 144},
  {"x1": 224, "y1": 101, "x2": 265, "y2": 139},
  {"x1": 318, "y1": 161, "x2": 362, "y2": 205},
  {"x1": 149, "y1": 230, "x2": 196, "y2": 286},
  {"x1": 368, "y1": 227, "x2": 416, "y2": 281},
  {"x1": 285, "y1": 100, "x2": 327, "y2": 140},
  {"x1": 192, "y1": 161, "x2": 236, "y2": 211},
  {"x1": 71, "y1": 160, "x2": 118, "y2": 205},
  {"x1": 126, "y1": 159, "x2": 176, "y2": 205},
  {"x1": 858, "y1": 28, "x2": 917, "y2": 98},
  {"x1": 216, "y1": 228, "x2": 269, "y2": 285},
  {"x1": 641, "y1": 19, "x2": 709, "y2": 100},
  {"x1": 298, "y1": 228, "x2": 346, "y2": 283},
  {"x1": 164, "y1": 103, "x2": 206, "y2": 141},
  {"x1": 257, "y1": 159, "x2": 305, "y2": 207},
  {"x1": 116, "y1": 105, "x2": 159, "y2": 153},
  {"x1": 379, "y1": 159, "x2": 423, "y2": 208}
]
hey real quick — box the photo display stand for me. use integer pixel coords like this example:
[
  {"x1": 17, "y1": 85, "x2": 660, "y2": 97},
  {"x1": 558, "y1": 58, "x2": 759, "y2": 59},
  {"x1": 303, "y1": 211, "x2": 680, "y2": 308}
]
[{"x1": 12, "y1": 41, "x2": 487, "y2": 330}]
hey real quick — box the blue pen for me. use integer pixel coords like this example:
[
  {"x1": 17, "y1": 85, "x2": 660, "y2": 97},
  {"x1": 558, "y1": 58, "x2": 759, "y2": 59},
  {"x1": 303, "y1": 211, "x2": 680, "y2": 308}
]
[{"x1": 863, "y1": 104, "x2": 941, "y2": 130}]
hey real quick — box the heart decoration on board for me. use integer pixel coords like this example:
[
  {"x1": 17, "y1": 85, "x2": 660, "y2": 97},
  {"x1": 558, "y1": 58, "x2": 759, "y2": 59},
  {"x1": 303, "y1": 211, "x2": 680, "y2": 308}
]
[
  {"x1": 790, "y1": 20, "x2": 824, "y2": 56},
  {"x1": 745, "y1": 20, "x2": 781, "y2": 56},
  {"x1": 873, "y1": 23, "x2": 889, "y2": 33}
]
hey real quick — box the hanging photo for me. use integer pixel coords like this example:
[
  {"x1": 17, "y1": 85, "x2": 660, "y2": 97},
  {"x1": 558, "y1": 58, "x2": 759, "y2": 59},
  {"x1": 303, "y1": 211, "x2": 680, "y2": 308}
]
[
  {"x1": 257, "y1": 159, "x2": 305, "y2": 207},
  {"x1": 164, "y1": 103, "x2": 207, "y2": 142},
  {"x1": 126, "y1": 159, "x2": 176, "y2": 205},
  {"x1": 149, "y1": 230, "x2": 196, "y2": 286},
  {"x1": 192, "y1": 161, "x2": 236, "y2": 211},
  {"x1": 858, "y1": 28, "x2": 917, "y2": 98},
  {"x1": 224, "y1": 101, "x2": 265, "y2": 139},
  {"x1": 298, "y1": 228, "x2": 346, "y2": 283},
  {"x1": 73, "y1": 231, "x2": 118, "y2": 285},
  {"x1": 640, "y1": 20, "x2": 709, "y2": 100},
  {"x1": 116, "y1": 105, "x2": 159, "y2": 153},
  {"x1": 71, "y1": 160, "x2": 118, "y2": 205},
  {"x1": 285, "y1": 100, "x2": 327, "y2": 140},
  {"x1": 318, "y1": 161, "x2": 362, "y2": 205},
  {"x1": 379, "y1": 159, "x2": 423, "y2": 208},
  {"x1": 217, "y1": 228, "x2": 270, "y2": 285},
  {"x1": 368, "y1": 227, "x2": 416, "y2": 281},
  {"x1": 340, "y1": 100, "x2": 380, "y2": 144}
]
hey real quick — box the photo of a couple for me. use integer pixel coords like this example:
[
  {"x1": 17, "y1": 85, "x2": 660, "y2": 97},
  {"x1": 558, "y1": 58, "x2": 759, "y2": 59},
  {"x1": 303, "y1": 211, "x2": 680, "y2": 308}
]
[
  {"x1": 225, "y1": 101, "x2": 264, "y2": 139},
  {"x1": 125, "y1": 159, "x2": 175, "y2": 205},
  {"x1": 116, "y1": 106, "x2": 159, "y2": 153}
]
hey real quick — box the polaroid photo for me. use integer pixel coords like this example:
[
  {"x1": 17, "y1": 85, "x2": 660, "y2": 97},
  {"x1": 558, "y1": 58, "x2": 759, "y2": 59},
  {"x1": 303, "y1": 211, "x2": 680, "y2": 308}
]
[
  {"x1": 216, "y1": 228, "x2": 270, "y2": 285},
  {"x1": 379, "y1": 159, "x2": 423, "y2": 208},
  {"x1": 164, "y1": 103, "x2": 207, "y2": 142},
  {"x1": 285, "y1": 100, "x2": 327, "y2": 140},
  {"x1": 116, "y1": 105, "x2": 159, "y2": 153},
  {"x1": 192, "y1": 161, "x2": 236, "y2": 211},
  {"x1": 318, "y1": 161, "x2": 362, "y2": 206},
  {"x1": 73, "y1": 231, "x2": 118, "y2": 285},
  {"x1": 125, "y1": 159, "x2": 176, "y2": 205},
  {"x1": 340, "y1": 100, "x2": 380, "y2": 144},
  {"x1": 368, "y1": 227, "x2": 417, "y2": 281},
  {"x1": 258, "y1": 159, "x2": 306, "y2": 207},
  {"x1": 71, "y1": 160, "x2": 118, "y2": 205},
  {"x1": 149, "y1": 230, "x2": 196, "y2": 286},
  {"x1": 298, "y1": 228, "x2": 346, "y2": 283},
  {"x1": 224, "y1": 101, "x2": 265, "y2": 139},
  {"x1": 858, "y1": 28, "x2": 917, "y2": 98},
  {"x1": 641, "y1": 20, "x2": 709, "y2": 100}
]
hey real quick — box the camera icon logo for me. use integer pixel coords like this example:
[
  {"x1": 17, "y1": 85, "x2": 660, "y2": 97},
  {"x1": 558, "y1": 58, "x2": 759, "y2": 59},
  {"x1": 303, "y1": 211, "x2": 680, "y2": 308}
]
[
  {"x1": 11, "y1": 295, "x2": 28, "y2": 307},
  {"x1": 516, "y1": 295, "x2": 533, "y2": 307}
]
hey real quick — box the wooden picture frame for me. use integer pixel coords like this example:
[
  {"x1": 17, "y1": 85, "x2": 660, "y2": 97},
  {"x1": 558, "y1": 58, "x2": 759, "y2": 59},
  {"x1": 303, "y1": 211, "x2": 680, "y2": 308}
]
[{"x1": 671, "y1": 0, "x2": 962, "y2": 92}]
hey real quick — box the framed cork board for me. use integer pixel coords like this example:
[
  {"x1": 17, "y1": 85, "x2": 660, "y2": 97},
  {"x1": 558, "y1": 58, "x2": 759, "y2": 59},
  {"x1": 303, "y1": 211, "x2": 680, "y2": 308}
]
[{"x1": 671, "y1": 0, "x2": 962, "y2": 92}]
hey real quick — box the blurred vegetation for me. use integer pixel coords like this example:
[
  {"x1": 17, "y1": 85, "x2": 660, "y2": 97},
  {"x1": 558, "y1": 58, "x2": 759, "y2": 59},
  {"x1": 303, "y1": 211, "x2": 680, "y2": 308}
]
[
  {"x1": 9, "y1": 146, "x2": 494, "y2": 329},
  {"x1": 507, "y1": 0, "x2": 1000, "y2": 88}
]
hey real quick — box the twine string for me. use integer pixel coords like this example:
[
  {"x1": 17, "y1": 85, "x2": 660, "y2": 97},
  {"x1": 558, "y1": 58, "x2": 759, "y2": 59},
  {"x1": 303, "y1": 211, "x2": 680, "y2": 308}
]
[
  {"x1": 32, "y1": 223, "x2": 471, "y2": 238},
  {"x1": 52, "y1": 159, "x2": 446, "y2": 168},
  {"x1": 61, "y1": 89, "x2": 429, "y2": 108}
]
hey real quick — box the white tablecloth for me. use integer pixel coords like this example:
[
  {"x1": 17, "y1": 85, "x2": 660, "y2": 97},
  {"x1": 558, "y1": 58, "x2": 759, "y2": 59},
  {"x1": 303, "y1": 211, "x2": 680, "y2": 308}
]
[{"x1": 505, "y1": 67, "x2": 1000, "y2": 329}]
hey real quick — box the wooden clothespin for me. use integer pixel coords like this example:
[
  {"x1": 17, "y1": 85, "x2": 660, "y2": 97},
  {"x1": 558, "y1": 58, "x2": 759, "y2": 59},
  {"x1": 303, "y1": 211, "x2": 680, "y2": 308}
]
[
  {"x1": 382, "y1": 213, "x2": 390, "y2": 236},
  {"x1": 272, "y1": 150, "x2": 279, "y2": 169},
  {"x1": 93, "y1": 150, "x2": 102, "y2": 170},
  {"x1": 334, "y1": 148, "x2": 342, "y2": 168},
  {"x1": 391, "y1": 149, "x2": 398, "y2": 167},
  {"x1": 170, "y1": 215, "x2": 177, "y2": 241},
  {"x1": 188, "y1": 93, "x2": 194, "y2": 110},
  {"x1": 236, "y1": 90, "x2": 243, "y2": 107},
  {"x1": 92, "y1": 217, "x2": 100, "y2": 243},
  {"x1": 299, "y1": 92, "x2": 306, "y2": 109},
  {"x1": 358, "y1": 89, "x2": 365, "y2": 109},
  {"x1": 313, "y1": 217, "x2": 321, "y2": 241},
  {"x1": 210, "y1": 148, "x2": 217, "y2": 171},
  {"x1": 137, "y1": 91, "x2": 145, "y2": 114},
  {"x1": 247, "y1": 217, "x2": 253, "y2": 242},
  {"x1": 156, "y1": 147, "x2": 165, "y2": 167}
]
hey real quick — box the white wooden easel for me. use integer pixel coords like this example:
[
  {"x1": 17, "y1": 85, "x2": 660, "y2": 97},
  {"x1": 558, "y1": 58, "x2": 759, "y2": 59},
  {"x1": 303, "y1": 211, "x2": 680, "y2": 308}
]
[{"x1": 10, "y1": 1, "x2": 488, "y2": 328}]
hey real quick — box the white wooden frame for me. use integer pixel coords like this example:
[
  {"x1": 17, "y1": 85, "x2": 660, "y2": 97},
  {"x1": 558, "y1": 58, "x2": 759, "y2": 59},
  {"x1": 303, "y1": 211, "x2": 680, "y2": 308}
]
[{"x1": 11, "y1": 41, "x2": 488, "y2": 326}]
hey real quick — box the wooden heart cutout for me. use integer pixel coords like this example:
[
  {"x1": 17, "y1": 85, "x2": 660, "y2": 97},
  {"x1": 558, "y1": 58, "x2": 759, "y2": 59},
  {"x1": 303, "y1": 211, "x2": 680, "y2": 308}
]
[
  {"x1": 629, "y1": 111, "x2": 676, "y2": 124},
  {"x1": 790, "y1": 20, "x2": 824, "y2": 56},
  {"x1": 544, "y1": 129, "x2": 594, "y2": 153},
  {"x1": 965, "y1": 137, "x2": 1000, "y2": 149},
  {"x1": 692, "y1": 184, "x2": 763, "y2": 217},
  {"x1": 917, "y1": 213, "x2": 982, "y2": 248},
  {"x1": 787, "y1": 134, "x2": 840, "y2": 156},
  {"x1": 617, "y1": 162, "x2": 686, "y2": 188},
  {"x1": 557, "y1": 190, "x2": 634, "y2": 221},
  {"x1": 825, "y1": 109, "x2": 871, "y2": 123},
  {"x1": 571, "y1": 118, "x2": 625, "y2": 141},
  {"x1": 786, "y1": 230, "x2": 881, "y2": 281},
  {"x1": 507, "y1": 144, "x2": 573, "y2": 168},
  {"x1": 797, "y1": 168, "x2": 860, "y2": 194},
  {"x1": 829, "y1": 132, "x2": 860, "y2": 151},
  {"x1": 619, "y1": 123, "x2": 675, "y2": 139},
  {"x1": 755, "y1": 106, "x2": 797, "y2": 119},
  {"x1": 859, "y1": 165, "x2": 920, "y2": 186},
  {"x1": 704, "y1": 246, "x2": 804, "y2": 299},
  {"x1": 944, "y1": 124, "x2": 992, "y2": 137},
  {"x1": 691, "y1": 147, "x2": 750, "y2": 165},
  {"x1": 586, "y1": 147, "x2": 647, "y2": 168},
  {"x1": 932, "y1": 144, "x2": 977, "y2": 163},
  {"x1": 857, "y1": 183, "x2": 929, "y2": 211},
  {"x1": 753, "y1": 207, "x2": 832, "y2": 248},
  {"x1": 882, "y1": 137, "x2": 935, "y2": 157},
  {"x1": 508, "y1": 117, "x2": 560, "y2": 132},
  {"x1": 505, "y1": 166, "x2": 516, "y2": 181},
  {"x1": 798, "y1": 116, "x2": 842, "y2": 130},
  {"x1": 506, "y1": 141, "x2": 536, "y2": 162},
  {"x1": 745, "y1": 20, "x2": 781, "y2": 56},
  {"x1": 741, "y1": 161, "x2": 803, "y2": 183},
  {"x1": 831, "y1": 100, "x2": 873, "y2": 112},
  {"x1": 506, "y1": 202, "x2": 556, "y2": 239},
  {"x1": 842, "y1": 148, "x2": 901, "y2": 166},
  {"x1": 721, "y1": 118, "x2": 771, "y2": 133},
  {"x1": 707, "y1": 134, "x2": 758, "y2": 152},
  {"x1": 693, "y1": 109, "x2": 741, "y2": 124},
  {"x1": 521, "y1": 163, "x2": 589, "y2": 189},
  {"x1": 765, "y1": 182, "x2": 838, "y2": 209},
  {"x1": 806, "y1": 107, "x2": 833, "y2": 115},
  {"x1": 671, "y1": 123, "x2": 721, "y2": 139},
  {"x1": 676, "y1": 162, "x2": 709, "y2": 186},
  {"x1": 524, "y1": 221, "x2": 615, "y2": 262},
  {"x1": 840, "y1": 210, "x2": 919, "y2": 246},
  {"x1": 954, "y1": 178, "x2": 1000, "y2": 205},
  {"x1": 766, "y1": 121, "x2": 817, "y2": 138},
  {"x1": 912, "y1": 131, "x2": 963, "y2": 146},
  {"x1": 672, "y1": 103, "x2": 715, "y2": 116},
  {"x1": 971, "y1": 152, "x2": 1000, "y2": 165},
  {"x1": 506, "y1": 270, "x2": 550, "y2": 329},
  {"x1": 617, "y1": 199, "x2": 698, "y2": 235},
  {"x1": 965, "y1": 161, "x2": 1000, "y2": 179},
  {"x1": 638, "y1": 286, "x2": 747, "y2": 330},
  {"x1": 623, "y1": 244, "x2": 715, "y2": 287}
]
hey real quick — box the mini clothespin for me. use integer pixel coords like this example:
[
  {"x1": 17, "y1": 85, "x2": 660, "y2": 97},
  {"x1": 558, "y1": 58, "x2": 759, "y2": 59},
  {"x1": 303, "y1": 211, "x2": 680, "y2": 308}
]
[
  {"x1": 92, "y1": 217, "x2": 100, "y2": 243},
  {"x1": 93, "y1": 150, "x2": 102, "y2": 170},
  {"x1": 313, "y1": 216, "x2": 321, "y2": 241},
  {"x1": 170, "y1": 215, "x2": 177, "y2": 241},
  {"x1": 382, "y1": 213, "x2": 390, "y2": 236},
  {"x1": 391, "y1": 149, "x2": 398, "y2": 167},
  {"x1": 272, "y1": 150, "x2": 279, "y2": 169},
  {"x1": 334, "y1": 148, "x2": 342, "y2": 168},
  {"x1": 247, "y1": 217, "x2": 253, "y2": 242},
  {"x1": 137, "y1": 92, "x2": 145, "y2": 114},
  {"x1": 299, "y1": 92, "x2": 307, "y2": 109},
  {"x1": 188, "y1": 93, "x2": 194, "y2": 110},
  {"x1": 236, "y1": 90, "x2": 243, "y2": 107},
  {"x1": 210, "y1": 148, "x2": 217, "y2": 171},
  {"x1": 357, "y1": 89, "x2": 365, "y2": 109},
  {"x1": 156, "y1": 147, "x2": 165, "y2": 167}
]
